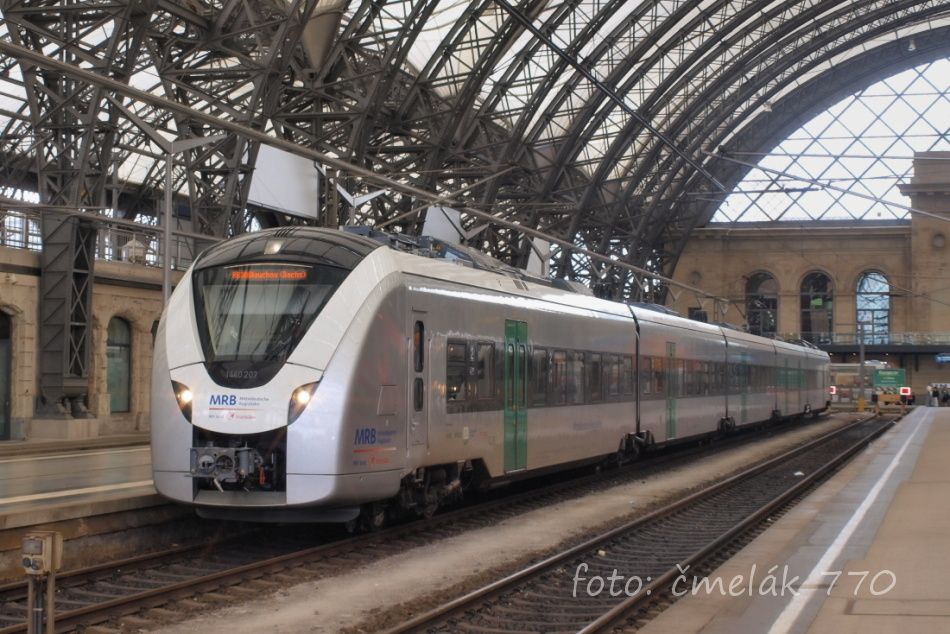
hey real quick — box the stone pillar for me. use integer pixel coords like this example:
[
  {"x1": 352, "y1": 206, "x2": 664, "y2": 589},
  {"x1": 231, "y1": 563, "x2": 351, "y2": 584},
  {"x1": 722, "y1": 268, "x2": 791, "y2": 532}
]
[{"x1": 899, "y1": 152, "x2": 950, "y2": 333}]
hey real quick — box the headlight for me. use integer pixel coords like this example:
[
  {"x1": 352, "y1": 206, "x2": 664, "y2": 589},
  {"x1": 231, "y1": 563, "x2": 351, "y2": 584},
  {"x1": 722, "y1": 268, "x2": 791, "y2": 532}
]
[
  {"x1": 171, "y1": 380, "x2": 193, "y2": 422},
  {"x1": 288, "y1": 382, "x2": 319, "y2": 424}
]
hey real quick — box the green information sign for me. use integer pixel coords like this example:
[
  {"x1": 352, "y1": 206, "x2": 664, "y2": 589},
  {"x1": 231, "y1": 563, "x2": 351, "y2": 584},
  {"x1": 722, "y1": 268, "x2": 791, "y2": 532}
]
[{"x1": 873, "y1": 368, "x2": 906, "y2": 388}]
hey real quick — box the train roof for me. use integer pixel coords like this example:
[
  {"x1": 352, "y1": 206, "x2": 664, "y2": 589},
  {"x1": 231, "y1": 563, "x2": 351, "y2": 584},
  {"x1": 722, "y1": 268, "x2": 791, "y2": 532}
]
[
  {"x1": 199, "y1": 227, "x2": 825, "y2": 358},
  {"x1": 196, "y1": 226, "x2": 383, "y2": 271}
]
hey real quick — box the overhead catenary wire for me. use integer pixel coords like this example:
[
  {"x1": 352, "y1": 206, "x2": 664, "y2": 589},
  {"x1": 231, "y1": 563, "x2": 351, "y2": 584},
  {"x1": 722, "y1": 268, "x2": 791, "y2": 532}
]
[
  {"x1": 0, "y1": 36, "x2": 730, "y2": 306},
  {"x1": 706, "y1": 150, "x2": 949, "y2": 224}
]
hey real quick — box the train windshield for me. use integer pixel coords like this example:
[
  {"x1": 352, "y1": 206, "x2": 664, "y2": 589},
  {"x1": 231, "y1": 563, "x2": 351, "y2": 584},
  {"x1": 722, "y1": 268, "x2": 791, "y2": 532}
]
[{"x1": 193, "y1": 263, "x2": 348, "y2": 363}]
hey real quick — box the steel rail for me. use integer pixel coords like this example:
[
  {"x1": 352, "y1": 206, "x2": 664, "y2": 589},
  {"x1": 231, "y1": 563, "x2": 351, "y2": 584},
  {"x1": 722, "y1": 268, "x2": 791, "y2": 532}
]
[
  {"x1": 580, "y1": 415, "x2": 894, "y2": 633},
  {"x1": 383, "y1": 414, "x2": 893, "y2": 634},
  {"x1": 0, "y1": 413, "x2": 839, "y2": 633}
]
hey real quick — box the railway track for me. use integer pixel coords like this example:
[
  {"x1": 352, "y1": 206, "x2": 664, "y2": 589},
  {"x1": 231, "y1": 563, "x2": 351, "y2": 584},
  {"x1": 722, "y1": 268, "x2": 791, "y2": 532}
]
[
  {"x1": 383, "y1": 414, "x2": 896, "y2": 634},
  {"x1": 0, "y1": 413, "x2": 855, "y2": 633}
]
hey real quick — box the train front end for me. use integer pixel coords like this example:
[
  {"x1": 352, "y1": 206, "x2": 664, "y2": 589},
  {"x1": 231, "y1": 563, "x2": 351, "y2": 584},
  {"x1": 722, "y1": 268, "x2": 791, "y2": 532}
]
[{"x1": 150, "y1": 228, "x2": 400, "y2": 522}]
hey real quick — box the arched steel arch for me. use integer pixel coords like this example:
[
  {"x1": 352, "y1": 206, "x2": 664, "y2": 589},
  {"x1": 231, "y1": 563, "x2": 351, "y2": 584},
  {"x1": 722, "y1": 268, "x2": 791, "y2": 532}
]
[{"x1": 0, "y1": 0, "x2": 948, "y2": 294}]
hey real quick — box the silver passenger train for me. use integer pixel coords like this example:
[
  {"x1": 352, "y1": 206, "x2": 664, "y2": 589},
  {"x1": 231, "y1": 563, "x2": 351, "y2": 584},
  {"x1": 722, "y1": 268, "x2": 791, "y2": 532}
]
[{"x1": 151, "y1": 227, "x2": 830, "y2": 524}]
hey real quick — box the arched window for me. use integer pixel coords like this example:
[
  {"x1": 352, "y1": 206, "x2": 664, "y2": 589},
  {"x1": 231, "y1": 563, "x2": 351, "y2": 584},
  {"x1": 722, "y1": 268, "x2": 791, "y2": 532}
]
[
  {"x1": 745, "y1": 273, "x2": 777, "y2": 337},
  {"x1": 107, "y1": 318, "x2": 131, "y2": 413},
  {"x1": 801, "y1": 273, "x2": 833, "y2": 344},
  {"x1": 0, "y1": 312, "x2": 10, "y2": 440},
  {"x1": 856, "y1": 272, "x2": 890, "y2": 345}
]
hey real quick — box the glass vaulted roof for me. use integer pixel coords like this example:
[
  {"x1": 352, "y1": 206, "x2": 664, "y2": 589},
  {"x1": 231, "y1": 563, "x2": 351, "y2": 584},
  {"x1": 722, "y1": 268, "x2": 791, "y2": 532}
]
[
  {"x1": 1, "y1": 1, "x2": 950, "y2": 299},
  {"x1": 714, "y1": 58, "x2": 950, "y2": 222}
]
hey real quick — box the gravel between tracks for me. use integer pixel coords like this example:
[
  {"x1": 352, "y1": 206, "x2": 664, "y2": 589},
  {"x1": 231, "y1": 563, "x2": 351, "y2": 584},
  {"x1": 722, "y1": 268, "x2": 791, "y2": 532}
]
[{"x1": 151, "y1": 413, "x2": 867, "y2": 634}]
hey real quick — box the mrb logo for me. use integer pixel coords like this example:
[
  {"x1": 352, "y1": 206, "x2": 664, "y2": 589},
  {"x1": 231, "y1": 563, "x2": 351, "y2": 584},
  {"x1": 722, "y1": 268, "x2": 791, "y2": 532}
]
[
  {"x1": 354, "y1": 428, "x2": 377, "y2": 445},
  {"x1": 209, "y1": 394, "x2": 237, "y2": 406}
]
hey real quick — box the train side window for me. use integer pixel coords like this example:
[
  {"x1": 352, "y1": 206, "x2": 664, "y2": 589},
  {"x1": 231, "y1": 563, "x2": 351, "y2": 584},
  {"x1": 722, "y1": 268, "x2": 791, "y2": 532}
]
[
  {"x1": 654, "y1": 356, "x2": 666, "y2": 395},
  {"x1": 413, "y1": 377, "x2": 424, "y2": 411},
  {"x1": 446, "y1": 340, "x2": 467, "y2": 402},
  {"x1": 678, "y1": 359, "x2": 688, "y2": 397},
  {"x1": 518, "y1": 344, "x2": 527, "y2": 406},
  {"x1": 622, "y1": 356, "x2": 635, "y2": 395},
  {"x1": 640, "y1": 357, "x2": 653, "y2": 396},
  {"x1": 588, "y1": 353, "x2": 603, "y2": 403},
  {"x1": 413, "y1": 321, "x2": 425, "y2": 372},
  {"x1": 552, "y1": 350, "x2": 568, "y2": 405},
  {"x1": 569, "y1": 351, "x2": 585, "y2": 404},
  {"x1": 606, "y1": 355, "x2": 620, "y2": 398},
  {"x1": 531, "y1": 348, "x2": 548, "y2": 406},
  {"x1": 506, "y1": 344, "x2": 515, "y2": 407},
  {"x1": 476, "y1": 343, "x2": 494, "y2": 400}
]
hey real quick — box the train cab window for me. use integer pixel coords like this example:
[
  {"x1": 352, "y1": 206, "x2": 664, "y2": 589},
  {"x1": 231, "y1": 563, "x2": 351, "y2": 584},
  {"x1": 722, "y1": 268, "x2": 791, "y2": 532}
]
[
  {"x1": 531, "y1": 348, "x2": 549, "y2": 406},
  {"x1": 552, "y1": 351, "x2": 568, "y2": 405},
  {"x1": 607, "y1": 355, "x2": 621, "y2": 398},
  {"x1": 476, "y1": 343, "x2": 494, "y2": 400},
  {"x1": 569, "y1": 352, "x2": 585, "y2": 404},
  {"x1": 623, "y1": 356, "x2": 635, "y2": 395},
  {"x1": 446, "y1": 340, "x2": 467, "y2": 402},
  {"x1": 414, "y1": 321, "x2": 425, "y2": 372},
  {"x1": 588, "y1": 354, "x2": 603, "y2": 403}
]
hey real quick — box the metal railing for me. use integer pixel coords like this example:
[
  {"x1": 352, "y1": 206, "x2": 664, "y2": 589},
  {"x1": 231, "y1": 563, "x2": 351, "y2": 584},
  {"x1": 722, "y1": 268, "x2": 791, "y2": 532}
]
[
  {"x1": 782, "y1": 331, "x2": 950, "y2": 347},
  {"x1": 0, "y1": 208, "x2": 194, "y2": 271}
]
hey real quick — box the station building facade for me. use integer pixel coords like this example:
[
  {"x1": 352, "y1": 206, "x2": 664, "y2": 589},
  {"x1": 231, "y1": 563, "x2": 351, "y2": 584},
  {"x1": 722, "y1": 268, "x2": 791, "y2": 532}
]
[
  {"x1": 668, "y1": 152, "x2": 950, "y2": 396},
  {"x1": 0, "y1": 242, "x2": 176, "y2": 440}
]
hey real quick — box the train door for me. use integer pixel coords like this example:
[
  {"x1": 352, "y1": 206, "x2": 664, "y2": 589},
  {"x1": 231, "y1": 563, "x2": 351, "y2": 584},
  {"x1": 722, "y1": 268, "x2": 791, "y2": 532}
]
[
  {"x1": 504, "y1": 320, "x2": 528, "y2": 472},
  {"x1": 0, "y1": 313, "x2": 9, "y2": 441},
  {"x1": 409, "y1": 312, "x2": 428, "y2": 449}
]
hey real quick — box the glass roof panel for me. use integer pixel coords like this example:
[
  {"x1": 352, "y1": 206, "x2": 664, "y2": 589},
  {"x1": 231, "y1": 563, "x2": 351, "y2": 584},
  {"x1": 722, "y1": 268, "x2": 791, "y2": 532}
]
[{"x1": 712, "y1": 57, "x2": 950, "y2": 223}]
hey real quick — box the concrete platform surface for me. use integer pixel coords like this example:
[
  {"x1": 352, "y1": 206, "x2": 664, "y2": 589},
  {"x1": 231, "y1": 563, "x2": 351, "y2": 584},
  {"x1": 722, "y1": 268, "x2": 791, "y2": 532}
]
[
  {"x1": 0, "y1": 432, "x2": 149, "y2": 458},
  {"x1": 0, "y1": 442, "x2": 157, "y2": 530},
  {"x1": 639, "y1": 406, "x2": 944, "y2": 634}
]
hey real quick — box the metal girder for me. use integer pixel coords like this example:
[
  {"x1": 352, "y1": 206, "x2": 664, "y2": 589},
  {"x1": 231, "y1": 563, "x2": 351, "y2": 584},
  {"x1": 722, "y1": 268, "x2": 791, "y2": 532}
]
[
  {"x1": 141, "y1": 0, "x2": 319, "y2": 237},
  {"x1": 1, "y1": 0, "x2": 949, "y2": 307},
  {"x1": 3, "y1": 0, "x2": 155, "y2": 413},
  {"x1": 628, "y1": 1, "x2": 949, "y2": 278}
]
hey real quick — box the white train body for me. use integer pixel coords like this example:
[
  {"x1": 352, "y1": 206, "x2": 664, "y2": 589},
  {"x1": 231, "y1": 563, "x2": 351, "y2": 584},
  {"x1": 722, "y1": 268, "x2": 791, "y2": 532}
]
[{"x1": 151, "y1": 228, "x2": 830, "y2": 522}]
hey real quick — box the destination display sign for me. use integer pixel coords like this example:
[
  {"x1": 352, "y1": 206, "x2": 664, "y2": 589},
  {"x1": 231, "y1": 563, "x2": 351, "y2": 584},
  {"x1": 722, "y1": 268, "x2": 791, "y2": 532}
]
[{"x1": 228, "y1": 267, "x2": 309, "y2": 281}]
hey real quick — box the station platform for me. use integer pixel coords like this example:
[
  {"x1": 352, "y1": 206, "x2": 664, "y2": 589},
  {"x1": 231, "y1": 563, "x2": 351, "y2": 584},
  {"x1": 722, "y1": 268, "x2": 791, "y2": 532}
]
[
  {"x1": 0, "y1": 435, "x2": 181, "y2": 580},
  {"x1": 0, "y1": 433, "x2": 157, "y2": 531},
  {"x1": 640, "y1": 405, "x2": 946, "y2": 634}
]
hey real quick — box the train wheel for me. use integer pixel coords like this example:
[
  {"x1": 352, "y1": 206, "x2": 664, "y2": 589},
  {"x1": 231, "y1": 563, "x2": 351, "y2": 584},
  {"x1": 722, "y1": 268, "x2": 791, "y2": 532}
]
[{"x1": 361, "y1": 502, "x2": 388, "y2": 531}]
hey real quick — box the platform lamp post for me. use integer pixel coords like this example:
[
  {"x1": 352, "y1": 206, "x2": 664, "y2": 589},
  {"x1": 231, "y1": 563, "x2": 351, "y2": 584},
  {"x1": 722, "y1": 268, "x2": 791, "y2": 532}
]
[{"x1": 105, "y1": 96, "x2": 226, "y2": 302}]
